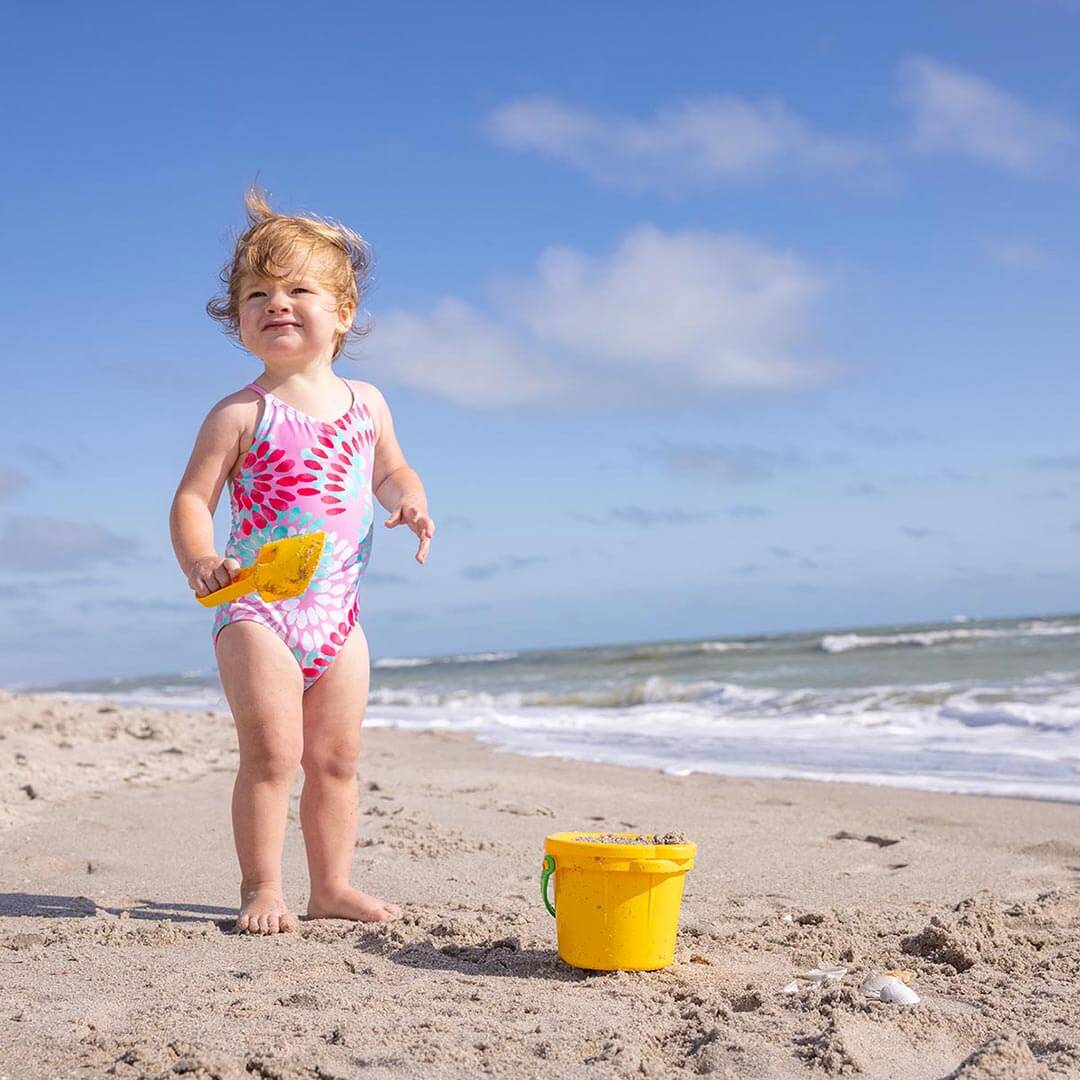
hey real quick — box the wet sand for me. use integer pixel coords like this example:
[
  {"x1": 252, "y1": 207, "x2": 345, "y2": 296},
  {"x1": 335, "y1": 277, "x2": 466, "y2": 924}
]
[{"x1": 1, "y1": 689, "x2": 1078, "y2": 1078}]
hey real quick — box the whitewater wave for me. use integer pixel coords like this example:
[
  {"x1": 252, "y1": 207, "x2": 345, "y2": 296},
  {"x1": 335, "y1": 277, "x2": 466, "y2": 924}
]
[
  {"x1": 939, "y1": 686, "x2": 1080, "y2": 732},
  {"x1": 373, "y1": 650, "x2": 518, "y2": 670},
  {"x1": 368, "y1": 675, "x2": 740, "y2": 710},
  {"x1": 616, "y1": 641, "x2": 754, "y2": 662},
  {"x1": 358, "y1": 673, "x2": 1080, "y2": 801},
  {"x1": 820, "y1": 621, "x2": 1080, "y2": 654},
  {"x1": 446, "y1": 651, "x2": 519, "y2": 664}
]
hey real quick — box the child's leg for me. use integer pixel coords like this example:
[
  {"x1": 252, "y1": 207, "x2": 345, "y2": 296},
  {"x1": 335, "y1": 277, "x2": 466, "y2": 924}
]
[
  {"x1": 298, "y1": 624, "x2": 400, "y2": 922},
  {"x1": 215, "y1": 621, "x2": 305, "y2": 934}
]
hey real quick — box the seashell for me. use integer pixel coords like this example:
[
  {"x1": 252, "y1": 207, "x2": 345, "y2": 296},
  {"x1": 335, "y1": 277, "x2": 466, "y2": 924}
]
[
  {"x1": 859, "y1": 973, "x2": 891, "y2": 998},
  {"x1": 878, "y1": 976, "x2": 920, "y2": 1005},
  {"x1": 882, "y1": 969, "x2": 915, "y2": 983},
  {"x1": 780, "y1": 981, "x2": 801, "y2": 995},
  {"x1": 800, "y1": 966, "x2": 847, "y2": 983}
]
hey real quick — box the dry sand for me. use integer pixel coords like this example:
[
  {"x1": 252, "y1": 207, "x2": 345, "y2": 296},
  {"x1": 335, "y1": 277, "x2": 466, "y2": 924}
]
[{"x1": 0, "y1": 688, "x2": 1078, "y2": 1079}]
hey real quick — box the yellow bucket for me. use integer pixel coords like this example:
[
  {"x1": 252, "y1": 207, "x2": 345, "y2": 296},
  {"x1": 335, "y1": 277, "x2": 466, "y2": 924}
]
[{"x1": 541, "y1": 832, "x2": 696, "y2": 971}]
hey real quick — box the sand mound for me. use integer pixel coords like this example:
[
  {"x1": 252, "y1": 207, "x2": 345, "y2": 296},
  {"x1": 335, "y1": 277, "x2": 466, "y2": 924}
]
[
  {"x1": 902, "y1": 890, "x2": 1080, "y2": 978},
  {"x1": 943, "y1": 1035, "x2": 1052, "y2": 1079}
]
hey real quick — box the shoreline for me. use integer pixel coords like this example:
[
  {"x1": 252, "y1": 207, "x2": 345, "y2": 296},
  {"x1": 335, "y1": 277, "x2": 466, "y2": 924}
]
[
  {"x1": 10, "y1": 687, "x2": 1080, "y2": 809},
  {"x1": 1, "y1": 688, "x2": 1079, "y2": 1077}
]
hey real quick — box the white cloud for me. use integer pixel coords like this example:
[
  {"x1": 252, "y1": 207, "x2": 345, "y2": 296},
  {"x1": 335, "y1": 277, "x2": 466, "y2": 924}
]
[
  {"x1": 898, "y1": 56, "x2": 1074, "y2": 172},
  {"x1": 487, "y1": 65, "x2": 1076, "y2": 189},
  {"x1": 365, "y1": 299, "x2": 565, "y2": 409},
  {"x1": 363, "y1": 227, "x2": 838, "y2": 410},
  {"x1": 487, "y1": 95, "x2": 871, "y2": 187}
]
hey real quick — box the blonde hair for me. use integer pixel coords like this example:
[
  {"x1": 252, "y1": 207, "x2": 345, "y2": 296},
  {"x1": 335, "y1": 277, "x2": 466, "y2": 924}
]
[{"x1": 206, "y1": 184, "x2": 375, "y2": 362}]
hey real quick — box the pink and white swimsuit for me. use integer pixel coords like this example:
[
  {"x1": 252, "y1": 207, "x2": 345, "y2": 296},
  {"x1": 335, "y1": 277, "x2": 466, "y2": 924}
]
[{"x1": 212, "y1": 378, "x2": 377, "y2": 689}]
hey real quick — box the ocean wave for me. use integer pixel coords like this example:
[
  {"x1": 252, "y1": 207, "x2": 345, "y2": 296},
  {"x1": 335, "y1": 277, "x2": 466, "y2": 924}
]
[
  {"x1": 939, "y1": 689, "x2": 1080, "y2": 732},
  {"x1": 373, "y1": 650, "x2": 518, "y2": 670},
  {"x1": 366, "y1": 678, "x2": 1011, "y2": 717},
  {"x1": 820, "y1": 628, "x2": 1002, "y2": 653},
  {"x1": 360, "y1": 677, "x2": 1080, "y2": 801},
  {"x1": 368, "y1": 675, "x2": 740, "y2": 710},
  {"x1": 63, "y1": 668, "x2": 1080, "y2": 734},
  {"x1": 616, "y1": 640, "x2": 753, "y2": 662},
  {"x1": 39, "y1": 688, "x2": 227, "y2": 712},
  {"x1": 820, "y1": 620, "x2": 1080, "y2": 654},
  {"x1": 1016, "y1": 621, "x2": 1080, "y2": 638},
  {"x1": 445, "y1": 651, "x2": 519, "y2": 664}
]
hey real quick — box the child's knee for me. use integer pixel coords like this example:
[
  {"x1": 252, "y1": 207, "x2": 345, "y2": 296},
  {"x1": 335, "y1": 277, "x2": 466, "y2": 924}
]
[
  {"x1": 301, "y1": 740, "x2": 359, "y2": 780},
  {"x1": 242, "y1": 740, "x2": 303, "y2": 780}
]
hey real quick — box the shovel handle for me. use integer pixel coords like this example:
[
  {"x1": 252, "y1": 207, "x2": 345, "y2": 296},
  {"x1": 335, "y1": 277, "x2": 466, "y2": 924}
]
[
  {"x1": 195, "y1": 565, "x2": 257, "y2": 608},
  {"x1": 541, "y1": 854, "x2": 556, "y2": 917}
]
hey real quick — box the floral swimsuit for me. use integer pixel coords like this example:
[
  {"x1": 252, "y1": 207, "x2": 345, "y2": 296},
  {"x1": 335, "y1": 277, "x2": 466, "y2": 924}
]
[{"x1": 212, "y1": 378, "x2": 376, "y2": 689}]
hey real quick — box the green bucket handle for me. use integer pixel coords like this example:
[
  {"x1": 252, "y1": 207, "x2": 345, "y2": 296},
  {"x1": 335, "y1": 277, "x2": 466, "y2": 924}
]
[{"x1": 540, "y1": 854, "x2": 556, "y2": 917}]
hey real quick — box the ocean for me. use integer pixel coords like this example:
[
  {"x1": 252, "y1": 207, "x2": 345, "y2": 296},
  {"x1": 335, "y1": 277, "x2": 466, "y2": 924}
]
[{"x1": 17, "y1": 613, "x2": 1080, "y2": 803}]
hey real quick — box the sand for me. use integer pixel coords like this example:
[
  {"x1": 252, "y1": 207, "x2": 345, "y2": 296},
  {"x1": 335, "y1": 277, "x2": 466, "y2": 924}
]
[
  {"x1": 0, "y1": 688, "x2": 1078, "y2": 1079},
  {"x1": 568, "y1": 833, "x2": 689, "y2": 846}
]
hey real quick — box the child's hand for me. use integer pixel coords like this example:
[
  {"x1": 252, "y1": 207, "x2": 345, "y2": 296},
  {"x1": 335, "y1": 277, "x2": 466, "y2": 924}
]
[
  {"x1": 187, "y1": 555, "x2": 242, "y2": 597},
  {"x1": 385, "y1": 503, "x2": 435, "y2": 565}
]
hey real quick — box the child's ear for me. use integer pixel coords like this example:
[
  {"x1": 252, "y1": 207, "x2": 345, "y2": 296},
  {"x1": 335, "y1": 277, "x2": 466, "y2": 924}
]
[{"x1": 338, "y1": 299, "x2": 356, "y2": 332}]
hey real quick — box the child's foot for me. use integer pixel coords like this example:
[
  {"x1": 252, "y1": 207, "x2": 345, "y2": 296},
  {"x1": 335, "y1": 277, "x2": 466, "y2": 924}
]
[
  {"x1": 235, "y1": 883, "x2": 299, "y2": 935},
  {"x1": 307, "y1": 886, "x2": 402, "y2": 923}
]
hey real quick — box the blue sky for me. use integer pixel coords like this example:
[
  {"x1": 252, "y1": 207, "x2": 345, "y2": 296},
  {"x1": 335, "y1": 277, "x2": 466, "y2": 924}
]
[{"x1": 3, "y1": 1, "x2": 1079, "y2": 685}]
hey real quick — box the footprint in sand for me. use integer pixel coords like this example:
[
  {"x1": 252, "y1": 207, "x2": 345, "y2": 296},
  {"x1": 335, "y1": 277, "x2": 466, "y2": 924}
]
[
  {"x1": 492, "y1": 802, "x2": 555, "y2": 818},
  {"x1": 831, "y1": 830, "x2": 902, "y2": 848}
]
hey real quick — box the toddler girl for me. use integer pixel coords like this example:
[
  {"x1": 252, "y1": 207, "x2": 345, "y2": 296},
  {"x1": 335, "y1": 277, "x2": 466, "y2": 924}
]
[{"x1": 169, "y1": 187, "x2": 434, "y2": 934}]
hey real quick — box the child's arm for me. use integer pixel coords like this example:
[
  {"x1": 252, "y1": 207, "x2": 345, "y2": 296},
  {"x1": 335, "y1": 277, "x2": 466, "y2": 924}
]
[
  {"x1": 169, "y1": 398, "x2": 247, "y2": 596},
  {"x1": 367, "y1": 385, "x2": 435, "y2": 566}
]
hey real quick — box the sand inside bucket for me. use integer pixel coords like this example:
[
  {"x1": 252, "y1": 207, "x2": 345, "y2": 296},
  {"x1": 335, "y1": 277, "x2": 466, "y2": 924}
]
[{"x1": 571, "y1": 832, "x2": 688, "y2": 845}]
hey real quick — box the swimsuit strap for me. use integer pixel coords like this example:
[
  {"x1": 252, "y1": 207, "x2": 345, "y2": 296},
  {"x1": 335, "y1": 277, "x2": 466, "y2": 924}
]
[{"x1": 244, "y1": 379, "x2": 360, "y2": 421}]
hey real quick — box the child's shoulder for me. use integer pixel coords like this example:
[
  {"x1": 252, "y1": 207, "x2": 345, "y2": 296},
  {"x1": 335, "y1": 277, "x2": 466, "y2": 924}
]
[
  {"x1": 203, "y1": 381, "x2": 262, "y2": 409},
  {"x1": 345, "y1": 379, "x2": 389, "y2": 437},
  {"x1": 203, "y1": 384, "x2": 263, "y2": 424},
  {"x1": 192, "y1": 386, "x2": 263, "y2": 454},
  {"x1": 345, "y1": 378, "x2": 386, "y2": 408}
]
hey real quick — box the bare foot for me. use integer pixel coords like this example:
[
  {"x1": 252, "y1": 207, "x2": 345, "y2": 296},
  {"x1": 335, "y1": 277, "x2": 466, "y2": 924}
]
[
  {"x1": 235, "y1": 883, "x2": 299, "y2": 935},
  {"x1": 307, "y1": 886, "x2": 401, "y2": 923}
]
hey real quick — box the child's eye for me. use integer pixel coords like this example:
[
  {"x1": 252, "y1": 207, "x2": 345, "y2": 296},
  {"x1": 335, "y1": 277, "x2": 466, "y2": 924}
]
[{"x1": 243, "y1": 287, "x2": 311, "y2": 300}]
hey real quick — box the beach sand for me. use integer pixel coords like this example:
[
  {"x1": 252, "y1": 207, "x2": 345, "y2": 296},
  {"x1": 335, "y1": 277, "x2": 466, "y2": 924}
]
[{"x1": 1, "y1": 688, "x2": 1078, "y2": 1079}]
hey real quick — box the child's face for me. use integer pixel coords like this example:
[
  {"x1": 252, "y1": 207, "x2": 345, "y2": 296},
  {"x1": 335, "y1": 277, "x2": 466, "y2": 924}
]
[{"x1": 237, "y1": 254, "x2": 354, "y2": 364}]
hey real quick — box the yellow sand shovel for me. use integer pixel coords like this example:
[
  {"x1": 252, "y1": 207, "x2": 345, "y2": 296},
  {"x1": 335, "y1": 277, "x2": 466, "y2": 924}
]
[{"x1": 195, "y1": 531, "x2": 326, "y2": 608}]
